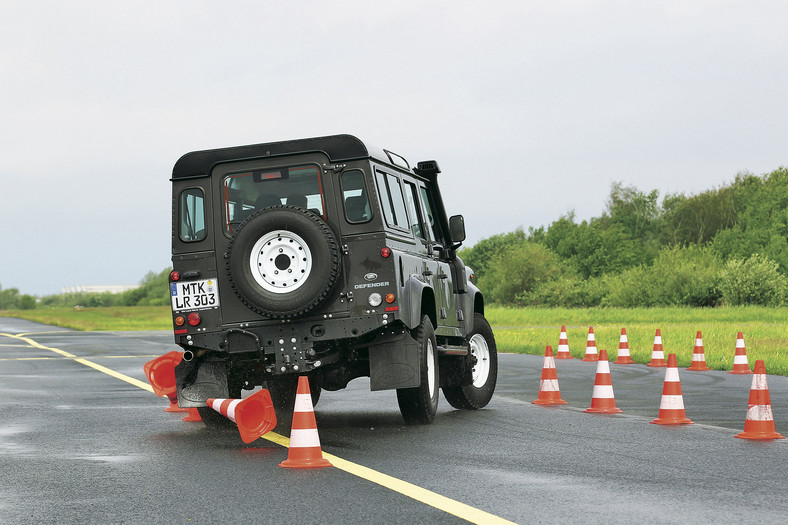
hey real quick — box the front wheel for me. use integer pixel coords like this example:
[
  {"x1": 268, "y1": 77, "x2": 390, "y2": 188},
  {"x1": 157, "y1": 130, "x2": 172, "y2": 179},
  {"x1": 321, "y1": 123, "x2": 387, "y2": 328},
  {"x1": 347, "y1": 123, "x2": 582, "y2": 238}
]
[
  {"x1": 442, "y1": 313, "x2": 498, "y2": 409},
  {"x1": 397, "y1": 316, "x2": 439, "y2": 424}
]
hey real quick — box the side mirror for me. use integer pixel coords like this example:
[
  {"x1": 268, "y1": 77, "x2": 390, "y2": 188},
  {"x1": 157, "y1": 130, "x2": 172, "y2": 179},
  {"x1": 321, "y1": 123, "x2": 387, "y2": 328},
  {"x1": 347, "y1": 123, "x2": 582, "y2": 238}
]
[{"x1": 449, "y1": 215, "x2": 466, "y2": 245}]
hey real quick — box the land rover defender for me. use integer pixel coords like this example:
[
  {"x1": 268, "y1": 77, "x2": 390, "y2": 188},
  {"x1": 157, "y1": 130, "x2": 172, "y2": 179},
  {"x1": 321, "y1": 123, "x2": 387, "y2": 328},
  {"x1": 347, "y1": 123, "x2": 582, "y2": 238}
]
[{"x1": 169, "y1": 134, "x2": 497, "y2": 425}]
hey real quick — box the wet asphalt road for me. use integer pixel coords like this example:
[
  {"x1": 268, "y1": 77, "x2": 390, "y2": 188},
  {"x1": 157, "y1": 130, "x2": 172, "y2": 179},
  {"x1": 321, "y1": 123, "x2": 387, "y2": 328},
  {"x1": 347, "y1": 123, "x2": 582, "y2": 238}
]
[{"x1": 1, "y1": 317, "x2": 787, "y2": 524}]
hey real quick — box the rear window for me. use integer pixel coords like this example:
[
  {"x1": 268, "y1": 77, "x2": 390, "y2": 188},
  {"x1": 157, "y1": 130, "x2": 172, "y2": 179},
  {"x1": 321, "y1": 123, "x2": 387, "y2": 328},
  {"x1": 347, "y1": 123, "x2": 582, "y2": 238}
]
[
  {"x1": 179, "y1": 188, "x2": 206, "y2": 242},
  {"x1": 222, "y1": 165, "x2": 324, "y2": 235},
  {"x1": 341, "y1": 170, "x2": 372, "y2": 223}
]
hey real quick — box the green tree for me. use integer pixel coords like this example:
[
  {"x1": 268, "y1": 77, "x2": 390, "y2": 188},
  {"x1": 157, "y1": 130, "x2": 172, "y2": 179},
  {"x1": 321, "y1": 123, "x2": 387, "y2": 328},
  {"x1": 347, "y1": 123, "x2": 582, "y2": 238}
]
[{"x1": 718, "y1": 254, "x2": 787, "y2": 306}]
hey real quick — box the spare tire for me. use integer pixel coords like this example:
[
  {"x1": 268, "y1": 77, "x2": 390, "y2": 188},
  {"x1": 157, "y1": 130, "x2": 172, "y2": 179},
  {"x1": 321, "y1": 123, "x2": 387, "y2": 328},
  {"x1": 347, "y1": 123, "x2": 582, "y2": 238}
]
[{"x1": 226, "y1": 205, "x2": 341, "y2": 318}]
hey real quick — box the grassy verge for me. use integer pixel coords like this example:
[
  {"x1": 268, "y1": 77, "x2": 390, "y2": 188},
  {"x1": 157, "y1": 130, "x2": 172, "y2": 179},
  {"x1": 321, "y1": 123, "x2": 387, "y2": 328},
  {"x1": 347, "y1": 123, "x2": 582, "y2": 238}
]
[
  {"x1": 0, "y1": 306, "x2": 172, "y2": 331},
  {"x1": 2, "y1": 305, "x2": 787, "y2": 375},
  {"x1": 487, "y1": 306, "x2": 788, "y2": 376}
]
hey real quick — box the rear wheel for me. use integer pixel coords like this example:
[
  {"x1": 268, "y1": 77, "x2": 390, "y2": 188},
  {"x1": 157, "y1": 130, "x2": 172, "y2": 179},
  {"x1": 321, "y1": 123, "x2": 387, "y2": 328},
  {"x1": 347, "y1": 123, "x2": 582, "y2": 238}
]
[
  {"x1": 397, "y1": 316, "x2": 439, "y2": 424},
  {"x1": 442, "y1": 313, "x2": 498, "y2": 409}
]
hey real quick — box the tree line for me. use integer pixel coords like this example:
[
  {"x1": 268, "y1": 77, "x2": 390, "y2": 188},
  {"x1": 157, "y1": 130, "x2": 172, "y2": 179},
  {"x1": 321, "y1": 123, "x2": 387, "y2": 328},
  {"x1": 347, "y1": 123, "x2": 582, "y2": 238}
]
[{"x1": 459, "y1": 167, "x2": 788, "y2": 307}]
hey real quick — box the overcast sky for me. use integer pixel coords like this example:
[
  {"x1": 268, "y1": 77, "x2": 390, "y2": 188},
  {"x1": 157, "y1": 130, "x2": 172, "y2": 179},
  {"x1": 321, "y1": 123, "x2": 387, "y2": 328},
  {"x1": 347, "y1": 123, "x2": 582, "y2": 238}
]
[{"x1": 2, "y1": 1, "x2": 786, "y2": 296}]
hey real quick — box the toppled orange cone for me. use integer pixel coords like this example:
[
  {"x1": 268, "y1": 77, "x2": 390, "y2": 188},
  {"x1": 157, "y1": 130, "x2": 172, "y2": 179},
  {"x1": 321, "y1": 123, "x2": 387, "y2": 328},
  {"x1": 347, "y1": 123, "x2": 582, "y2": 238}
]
[
  {"x1": 555, "y1": 326, "x2": 573, "y2": 359},
  {"x1": 647, "y1": 329, "x2": 666, "y2": 367},
  {"x1": 687, "y1": 330, "x2": 710, "y2": 371},
  {"x1": 614, "y1": 328, "x2": 635, "y2": 364},
  {"x1": 584, "y1": 349, "x2": 622, "y2": 414},
  {"x1": 651, "y1": 354, "x2": 693, "y2": 425},
  {"x1": 532, "y1": 346, "x2": 568, "y2": 405},
  {"x1": 729, "y1": 332, "x2": 752, "y2": 374},
  {"x1": 582, "y1": 327, "x2": 599, "y2": 362},
  {"x1": 735, "y1": 360, "x2": 785, "y2": 440},
  {"x1": 206, "y1": 389, "x2": 277, "y2": 443},
  {"x1": 143, "y1": 351, "x2": 188, "y2": 412},
  {"x1": 280, "y1": 376, "x2": 332, "y2": 468}
]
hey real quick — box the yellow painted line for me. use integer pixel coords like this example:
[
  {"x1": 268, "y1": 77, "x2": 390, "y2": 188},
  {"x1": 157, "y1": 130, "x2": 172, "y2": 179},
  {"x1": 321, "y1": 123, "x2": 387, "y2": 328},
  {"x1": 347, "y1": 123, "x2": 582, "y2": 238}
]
[
  {"x1": 0, "y1": 331, "x2": 515, "y2": 525},
  {"x1": 262, "y1": 432, "x2": 516, "y2": 524},
  {"x1": 0, "y1": 333, "x2": 153, "y2": 393}
]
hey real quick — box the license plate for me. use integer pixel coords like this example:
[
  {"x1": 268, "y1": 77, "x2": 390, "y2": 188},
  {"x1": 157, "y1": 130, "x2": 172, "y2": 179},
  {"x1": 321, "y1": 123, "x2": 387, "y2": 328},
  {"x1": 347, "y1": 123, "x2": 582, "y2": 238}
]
[{"x1": 170, "y1": 279, "x2": 220, "y2": 311}]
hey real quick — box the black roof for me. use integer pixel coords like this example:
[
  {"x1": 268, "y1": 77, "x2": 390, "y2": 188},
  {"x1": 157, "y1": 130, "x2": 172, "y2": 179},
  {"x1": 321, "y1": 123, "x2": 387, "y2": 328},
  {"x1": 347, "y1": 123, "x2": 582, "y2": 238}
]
[{"x1": 172, "y1": 134, "x2": 390, "y2": 179}]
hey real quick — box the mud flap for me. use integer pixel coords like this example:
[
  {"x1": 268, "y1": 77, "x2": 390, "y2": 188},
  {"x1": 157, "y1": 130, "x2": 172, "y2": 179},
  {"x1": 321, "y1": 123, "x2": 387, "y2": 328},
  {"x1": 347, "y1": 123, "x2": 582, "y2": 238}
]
[
  {"x1": 368, "y1": 332, "x2": 420, "y2": 391},
  {"x1": 174, "y1": 359, "x2": 229, "y2": 408}
]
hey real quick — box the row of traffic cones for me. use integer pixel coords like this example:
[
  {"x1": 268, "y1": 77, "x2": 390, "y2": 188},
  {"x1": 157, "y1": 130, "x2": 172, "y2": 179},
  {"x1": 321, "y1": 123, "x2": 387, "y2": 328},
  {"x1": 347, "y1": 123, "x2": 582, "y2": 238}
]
[
  {"x1": 532, "y1": 346, "x2": 784, "y2": 440},
  {"x1": 557, "y1": 326, "x2": 754, "y2": 373},
  {"x1": 144, "y1": 353, "x2": 332, "y2": 468}
]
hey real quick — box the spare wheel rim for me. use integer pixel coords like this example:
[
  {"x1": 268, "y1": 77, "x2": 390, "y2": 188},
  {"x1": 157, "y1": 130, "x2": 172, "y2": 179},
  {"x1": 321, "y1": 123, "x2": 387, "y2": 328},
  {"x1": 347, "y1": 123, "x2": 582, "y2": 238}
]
[
  {"x1": 249, "y1": 230, "x2": 313, "y2": 294},
  {"x1": 469, "y1": 334, "x2": 490, "y2": 388}
]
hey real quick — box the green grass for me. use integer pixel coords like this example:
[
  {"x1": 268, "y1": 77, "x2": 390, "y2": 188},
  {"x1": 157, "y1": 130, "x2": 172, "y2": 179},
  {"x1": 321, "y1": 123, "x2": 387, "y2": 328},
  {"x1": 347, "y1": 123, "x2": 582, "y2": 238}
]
[
  {"x1": 487, "y1": 306, "x2": 788, "y2": 376},
  {"x1": 3, "y1": 305, "x2": 787, "y2": 376},
  {"x1": 0, "y1": 306, "x2": 173, "y2": 331}
]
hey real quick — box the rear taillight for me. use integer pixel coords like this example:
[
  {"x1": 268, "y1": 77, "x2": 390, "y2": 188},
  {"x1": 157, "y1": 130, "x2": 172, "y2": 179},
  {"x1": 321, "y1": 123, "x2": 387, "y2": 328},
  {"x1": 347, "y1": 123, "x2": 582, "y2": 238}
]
[
  {"x1": 174, "y1": 315, "x2": 186, "y2": 327},
  {"x1": 187, "y1": 313, "x2": 201, "y2": 326},
  {"x1": 170, "y1": 270, "x2": 181, "y2": 281}
]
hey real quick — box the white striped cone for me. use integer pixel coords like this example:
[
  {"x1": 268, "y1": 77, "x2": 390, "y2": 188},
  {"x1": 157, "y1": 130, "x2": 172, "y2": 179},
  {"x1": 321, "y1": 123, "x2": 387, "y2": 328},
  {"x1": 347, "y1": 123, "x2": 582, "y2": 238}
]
[
  {"x1": 532, "y1": 346, "x2": 567, "y2": 405},
  {"x1": 729, "y1": 332, "x2": 752, "y2": 374},
  {"x1": 280, "y1": 376, "x2": 332, "y2": 468},
  {"x1": 651, "y1": 354, "x2": 693, "y2": 425},
  {"x1": 735, "y1": 360, "x2": 785, "y2": 440},
  {"x1": 582, "y1": 327, "x2": 599, "y2": 361},
  {"x1": 615, "y1": 328, "x2": 634, "y2": 364},
  {"x1": 687, "y1": 330, "x2": 710, "y2": 371},
  {"x1": 584, "y1": 349, "x2": 622, "y2": 414},
  {"x1": 555, "y1": 325, "x2": 573, "y2": 359},
  {"x1": 647, "y1": 329, "x2": 666, "y2": 367},
  {"x1": 206, "y1": 389, "x2": 277, "y2": 443}
]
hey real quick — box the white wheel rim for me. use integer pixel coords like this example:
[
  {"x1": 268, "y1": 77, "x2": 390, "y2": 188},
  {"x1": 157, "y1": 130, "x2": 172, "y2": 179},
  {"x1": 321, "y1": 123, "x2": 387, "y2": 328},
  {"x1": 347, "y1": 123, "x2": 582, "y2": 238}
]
[
  {"x1": 249, "y1": 230, "x2": 312, "y2": 294},
  {"x1": 469, "y1": 334, "x2": 490, "y2": 388},
  {"x1": 426, "y1": 338, "x2": 436, "y2": 398}
]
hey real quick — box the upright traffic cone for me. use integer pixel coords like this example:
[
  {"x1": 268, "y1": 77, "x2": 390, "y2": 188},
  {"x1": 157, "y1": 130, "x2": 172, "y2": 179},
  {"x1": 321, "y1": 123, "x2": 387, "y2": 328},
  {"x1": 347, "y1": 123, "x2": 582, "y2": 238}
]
[
  {"x1": 206, "y1": 389, "x2": 277, "y2": 443},
  {"x1": 279, "y1": 376, "x2": 332, "y2": 468},
  {"x1": 584, "y1": 350, "x2": 622, "y2": 414},
  {"x1": 687, "y1": 330, "x2": 711, "y2": 371},
  {"x1": 735, "y1": 360, "x2": 785, "y2": 440},
  {"x1": 582, "y1": 327, "x2": 599, "y2": 362},
  {"x1": 614, "y1": 328, "x2": 635, "y2": 364},
  {"x1": 651, "y1": 354, "x2": 693, "y2": 425},
  {"x1": 647, "y1": 329, "x2": 666, "y2": 367},
  {"x1": 532, "y1": 346, "x2": 568, "y2": 405},
  {"x1": 555, "y1": 326, "x2": 573, "y2": 359},
  {"x1": 143, "y1": 351, "x2": 189, "y2": 412},
  {"x1": 729, "y1": 332, "x2": 752, "y2": 374}
]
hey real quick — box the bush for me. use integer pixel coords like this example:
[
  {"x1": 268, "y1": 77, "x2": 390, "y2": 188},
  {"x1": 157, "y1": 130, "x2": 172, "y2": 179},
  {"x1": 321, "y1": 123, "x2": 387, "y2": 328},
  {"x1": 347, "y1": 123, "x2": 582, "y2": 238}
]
[{"x1": 718, "y1": 254, "x2": 787, "y2": 306}]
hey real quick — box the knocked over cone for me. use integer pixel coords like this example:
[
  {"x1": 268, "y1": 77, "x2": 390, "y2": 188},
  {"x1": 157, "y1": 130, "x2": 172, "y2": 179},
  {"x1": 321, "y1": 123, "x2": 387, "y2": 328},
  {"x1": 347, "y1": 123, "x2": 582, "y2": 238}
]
[
  {"x1": 206, "y1": 389, "x2": 277, "y2": 444},
  {"x1": 143, "y1": 351, "x2": 188, "y2": 412}
]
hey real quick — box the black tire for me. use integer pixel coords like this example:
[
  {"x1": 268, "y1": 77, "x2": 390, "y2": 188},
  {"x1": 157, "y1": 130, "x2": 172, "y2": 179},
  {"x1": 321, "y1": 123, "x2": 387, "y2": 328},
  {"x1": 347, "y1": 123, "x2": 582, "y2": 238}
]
[
  {"x1": 442, "y1": 313, "x2": 498, "y2": 409},
  {"x1": 397, "y1": 316, "x2": 440, "y2": 424},
  {"x1": 226, "y1": 206, "x2": 341, "y2": 318}
]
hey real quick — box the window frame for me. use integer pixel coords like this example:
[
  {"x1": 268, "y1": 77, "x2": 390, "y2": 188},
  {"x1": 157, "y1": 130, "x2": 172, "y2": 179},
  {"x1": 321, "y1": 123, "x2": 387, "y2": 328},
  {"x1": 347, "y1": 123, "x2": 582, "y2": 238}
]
[{"x1": 178, "y1": 187, "x2": 207, "y2": 243}]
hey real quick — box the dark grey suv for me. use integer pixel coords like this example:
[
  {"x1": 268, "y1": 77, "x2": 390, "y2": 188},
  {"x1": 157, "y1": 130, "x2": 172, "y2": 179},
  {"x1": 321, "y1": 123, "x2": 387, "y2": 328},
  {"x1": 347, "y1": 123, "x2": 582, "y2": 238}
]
[{"x1": 169, "y1": 134, "x2": 497, "y2": 425}]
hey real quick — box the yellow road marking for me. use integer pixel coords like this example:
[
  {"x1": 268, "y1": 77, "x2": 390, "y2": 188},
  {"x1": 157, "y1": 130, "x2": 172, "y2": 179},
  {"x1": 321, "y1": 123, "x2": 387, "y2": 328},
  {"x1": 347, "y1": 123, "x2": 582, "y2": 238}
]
[{"x1": 0, "y1": 331, "x2": 516, "y2": 525}]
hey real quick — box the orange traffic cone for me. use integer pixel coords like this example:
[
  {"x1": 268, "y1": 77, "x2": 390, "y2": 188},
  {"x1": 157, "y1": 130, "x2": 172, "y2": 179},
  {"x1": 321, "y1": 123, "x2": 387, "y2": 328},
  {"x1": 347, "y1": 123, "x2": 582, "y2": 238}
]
[
  {"x1": 584, "y1": 350, "x2": 622, "y2": 414},
  {"x1": 182, "y1": 408, "x2": 202, "y2": 422},
  {"x1": 651, "y1": 354, "x2": 693, "y2": 425},
  {"x1": 532, "y1": 346, "x2": 568, "y2": 405},
  {"x1": 647, "y1": 329, "x2": 666, "y2": 367},
  {"x1": 687, "y1": 331, "x2": 711, "y2": 371},
  {"x1": 143, "y1": 351, "x2": 189, "y2": 412},
  {"x1": 614, "y1": 328, "x2": 635, "y2": 364},
  {"x1": 555, "y1": 326, "x2": 573, "y2": 359},
  {"x1": 581, "y1": 327, "x2": 599, "y2": 362},
  {"x1": 279, "y1": 376, "x2": 332, "y2": 468},
  {"x1": 206, "y1": 389, "x2": 277, "y2": 443},
  {"x1": 735, "y1": 360, "x2": 785, "y2": 440},
  {"x1": 729, "y1": 332, "x2": 752, "y2": 374}
]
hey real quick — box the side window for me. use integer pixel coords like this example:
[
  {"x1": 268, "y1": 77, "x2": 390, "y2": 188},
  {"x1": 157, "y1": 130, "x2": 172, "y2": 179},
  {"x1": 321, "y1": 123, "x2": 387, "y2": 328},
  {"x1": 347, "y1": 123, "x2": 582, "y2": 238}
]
[
  {"x1": 341, "y1": 170, "x2": 371, "y2": 223},
  {"x1": 374, "y1": 170, "x2": 409, "y2": 231},
  {"x1": 180, "y1": 188, "x2": 206, "y2": 242},
  {"x1": 419, "y1": 186, "x2": 440, "y2": 242},
  {"x1": 403, "y1": 181, "x2": 426, "y2": 239}
]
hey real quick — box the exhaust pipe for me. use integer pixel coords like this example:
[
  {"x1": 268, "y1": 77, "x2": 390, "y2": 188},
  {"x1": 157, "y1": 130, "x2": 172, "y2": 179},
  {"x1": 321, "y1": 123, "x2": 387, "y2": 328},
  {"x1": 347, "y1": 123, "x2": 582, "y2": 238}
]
[{"x1": 182, "y1": 350, "x2": 195, "y2": 362}]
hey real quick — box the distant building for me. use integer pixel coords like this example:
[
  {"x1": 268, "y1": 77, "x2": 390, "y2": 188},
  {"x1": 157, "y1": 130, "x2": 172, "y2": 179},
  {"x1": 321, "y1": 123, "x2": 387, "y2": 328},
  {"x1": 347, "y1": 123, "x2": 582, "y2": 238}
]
[{"x1": 61, "y1": 285, "x2": 139, "y2": 294}]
